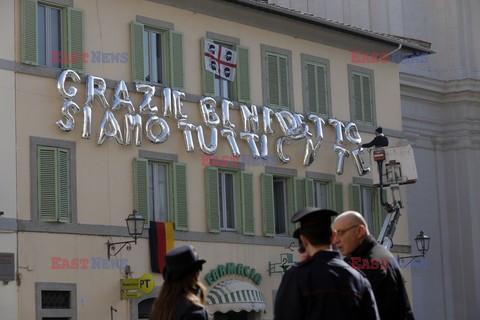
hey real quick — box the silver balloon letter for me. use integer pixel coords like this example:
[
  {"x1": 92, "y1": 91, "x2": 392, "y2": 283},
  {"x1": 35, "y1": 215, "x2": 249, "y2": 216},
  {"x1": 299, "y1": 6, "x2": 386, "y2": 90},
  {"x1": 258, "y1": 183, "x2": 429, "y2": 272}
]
[
  {"x1": 112, "y1": 80, "x2": 135, "y2": 114},
  {"x1": 172, "y1": 90, "x2": 187, "y2": 120},
  {"x1": 199, "y1": 97, "x2": 220, "y2": 127},
  {"x1": 136, "y1": 84, "x2": 158, "y2": 115},
  {"x1": 196, "y1": 125, "x2": 218, "y2": 155},
  {"x1": 82, "y1": 105, "x2": 92, "y2": 139},
  {"x1": 178, "y1": 121, "x2": 196, "y2": 153},
  {"x1": 56, "y1": 100, "x2": 80, "y2": 132},
  {"x1": 124, "y1": 113, "x2": 143, "y2": 146},
  {"x1": 97, "y1": 110, "x2": 124, "y2": 145},
  {"x1": 161, "y1": 87, "x2": 172, "y2": 118},
  {"x1": 352, "y1": 148, "x2": 371, "y2": 176},
  {"x1": 221, "y1": 99, "x2": 235, "y2": 129},
  {"x1": 146, "y1": 116, "x2": 170, "y2": 144},
  {"x1": 86, "y1": 75, "x2": 109, "y2": 109},
  {"x1": 328, "y1": 119, "x2": 345, "y2": 145},
  {"x1": 345, "y1": 122, "x2": 362, "y2": 145},
  {"x1": 240, "y1": 104, "x2": 259, "y2": 134},
  {"x1": 57, "y1": 69, "x2": 80, "y2": 100},
  {"x1": 240, "y1": 132, "x2": 260, "y2": 159},
  {"x1": 262, "y1": 107, "x2": 274, "y2": 135},
  {"x1": 333, "y1": 145, "x2": 350, "y2": 175},
  {"x1": 221, "y1": 129, "x2": 240, "y2": 157}
]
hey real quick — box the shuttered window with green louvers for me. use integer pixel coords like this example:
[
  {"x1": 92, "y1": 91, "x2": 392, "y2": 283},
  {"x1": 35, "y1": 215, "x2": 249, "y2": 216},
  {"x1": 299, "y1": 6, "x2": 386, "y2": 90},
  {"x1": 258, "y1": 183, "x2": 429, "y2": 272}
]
[
  {"x1": 205, "y1": 167, "x2": 254, "y2": 235},
  {"x1": 352, "y1": 71, "x2": 374, "y2": 125},
  {"x1": 37, "y1": 146, "x2": 71, "y2": 223},
  {"x1": 131, "y1": 21, "x2": 184, "y2": 90},
  {"x1": 305, "y1": 62, "x2": 328, "y2": 116},
  {"x1": 22, "y1": 0, "x2": 84, "y2": 73},
  {"x1": 266, "y1": 52, "x2": 290, "y2": 109},
  {"x1": 349, "y1": 183, "x2": 386, "y2": 237},
  {"x1": 134, "y1": 158, "x2": 188, "y2": 230}
]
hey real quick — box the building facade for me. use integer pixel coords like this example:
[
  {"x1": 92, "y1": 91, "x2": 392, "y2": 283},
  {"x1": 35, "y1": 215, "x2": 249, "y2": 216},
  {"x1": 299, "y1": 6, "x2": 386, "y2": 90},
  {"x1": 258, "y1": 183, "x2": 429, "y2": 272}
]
[
  {"x1": 267, "y1": 0, "x2": 480, "y2": 319},
  {"x1": 0, "y1": 0, "x2": 431, "y2": 319}
]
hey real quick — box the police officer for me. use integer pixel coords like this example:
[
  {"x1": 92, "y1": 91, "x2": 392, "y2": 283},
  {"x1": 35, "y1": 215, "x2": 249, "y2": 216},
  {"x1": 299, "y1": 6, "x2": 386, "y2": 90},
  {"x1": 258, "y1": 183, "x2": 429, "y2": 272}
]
[{"x1": 274, "y1": 208, "x2": 380, "y2": 320}]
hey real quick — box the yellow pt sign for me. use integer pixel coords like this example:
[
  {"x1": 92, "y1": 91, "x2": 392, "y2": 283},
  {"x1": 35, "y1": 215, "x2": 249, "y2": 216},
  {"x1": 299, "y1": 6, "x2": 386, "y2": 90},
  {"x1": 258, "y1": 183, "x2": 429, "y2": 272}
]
[{"x1": 121, "y1": 273, "x2": 154, "y2": 295}]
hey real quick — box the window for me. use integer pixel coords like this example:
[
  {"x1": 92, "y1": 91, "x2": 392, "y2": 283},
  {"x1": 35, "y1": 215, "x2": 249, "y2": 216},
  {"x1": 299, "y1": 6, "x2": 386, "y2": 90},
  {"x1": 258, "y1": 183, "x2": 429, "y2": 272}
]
[
  {"x1": 273, "y1": 178, "x2": 289, "y2": 235},
  {"x1": 22, "y1": 0, "x2": 84, "y2": 72},
  {"x1": 134, "y1": 155, "x2": 188, "y2": 230},
  {"x1": 348, "y1": 65, "x2": 376, "y2": 126},
  {"x1": 350, "y1": 183, "x2": 386, "y2": 237},
  {"x1": 301, "y1": 54, "x2": 330, "y2": 117},
  {"x1": 31, "y1": 137, "x2": 76, "y2": 223},
  {"x1": 143, "y1": 29, "x2": 165, "y2": 84},
  {"x1": 201, "y1": 35, "x2": 250, "y2": 103},
  {"x1": 131, "y1": 18, "x2": 184, "y2": 89},
  {"x1": 37, "y1": 4, "x2": 62, "y2": 68},
  {"x1": 314, "y1": 181, "x2": 328, "y2": 209},
  {"x1": 138, "y1": 298, "x2": 155, "y2": 319},
  {"x1": 35, "y1": 283, "x2": 76, "y2": 320},
  {"x1": 261, "y1": 45, "x2": 293, "y2": 109},
  {"x1": 148, "y1": 162, "x2": 169, "y2": 222},
  {"x1": 219, "y1": 171, "x2": 236, "y2": 230},
  {"x1": 205, "y1": 167, "x2": 254, "y2": 235}
]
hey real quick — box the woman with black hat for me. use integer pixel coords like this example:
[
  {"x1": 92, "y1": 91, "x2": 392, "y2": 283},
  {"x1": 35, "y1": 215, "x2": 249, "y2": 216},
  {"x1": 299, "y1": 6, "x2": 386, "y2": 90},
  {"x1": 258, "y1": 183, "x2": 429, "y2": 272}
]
[{"x1": 150, "y1": 245, "x2": 211, "y2": 320}]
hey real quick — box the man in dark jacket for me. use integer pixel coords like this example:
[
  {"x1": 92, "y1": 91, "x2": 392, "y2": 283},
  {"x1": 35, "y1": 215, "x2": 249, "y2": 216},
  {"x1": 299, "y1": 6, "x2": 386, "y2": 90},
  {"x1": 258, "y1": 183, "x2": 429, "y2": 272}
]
[
  {"x1": 333, "y1": 211, "x2": 415, "y2": 320},
  {"x1": 274, "y1": 208, "x2": 380, "y2": 320},
  {"x1": 362, "y1": 127, "x2": 389, "y2": 148}
]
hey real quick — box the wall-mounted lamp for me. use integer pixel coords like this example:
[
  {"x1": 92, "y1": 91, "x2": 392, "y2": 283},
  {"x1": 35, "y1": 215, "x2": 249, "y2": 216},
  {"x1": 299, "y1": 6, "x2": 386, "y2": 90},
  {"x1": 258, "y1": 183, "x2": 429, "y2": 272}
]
[
  {"x1": 106, "y1": 210, "x2": 145, "y2": 259},
  {"x1": 397, "y1": 230, "x2": 430, "y2": 267}
]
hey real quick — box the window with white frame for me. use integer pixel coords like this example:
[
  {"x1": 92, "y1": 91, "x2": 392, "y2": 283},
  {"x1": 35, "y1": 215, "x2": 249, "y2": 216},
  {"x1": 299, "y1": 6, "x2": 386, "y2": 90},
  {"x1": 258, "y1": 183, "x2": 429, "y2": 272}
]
[
  {"x1": 143, "y1": 28, "x2": 166, "y2": 84},
  {"x1": 37, "y1": 4, "x2": 62, "y2": 68},
  {"x1": 218, "y1": 171, "x2": 236, "y2": 230},
  {"x1": 148, "y1": 162, "x2": 169, "y2": 222}
]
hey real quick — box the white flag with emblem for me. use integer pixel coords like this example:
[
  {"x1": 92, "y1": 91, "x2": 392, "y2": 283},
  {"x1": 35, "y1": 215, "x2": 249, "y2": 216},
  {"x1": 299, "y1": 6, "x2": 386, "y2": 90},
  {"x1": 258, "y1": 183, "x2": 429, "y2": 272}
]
[{"x1": 204, "y1": 40, "x2": 237, "y2": 81}]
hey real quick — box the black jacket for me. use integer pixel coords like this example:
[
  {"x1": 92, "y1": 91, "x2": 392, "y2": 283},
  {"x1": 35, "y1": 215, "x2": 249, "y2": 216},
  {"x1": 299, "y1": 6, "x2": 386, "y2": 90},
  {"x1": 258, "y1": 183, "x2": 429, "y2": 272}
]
[
  {"x1": 151, "y1": 298, "x2": 210, "y2": 320},
  {"x1": 274, "y1": 250, "x2": 380, "y2": 320},
  {"x1": 362, "y1": 135, "x2": 389, "y2": 148},
  {"x1": 346, "y1": 236, "x2": 415, "y2": 320}
]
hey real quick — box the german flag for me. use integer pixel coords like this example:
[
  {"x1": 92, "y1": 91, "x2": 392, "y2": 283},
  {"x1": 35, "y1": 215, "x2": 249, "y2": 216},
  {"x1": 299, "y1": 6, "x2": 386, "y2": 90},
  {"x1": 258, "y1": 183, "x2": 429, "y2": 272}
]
[{"x1": 149, "y1": 221, "x2": 174, "y2": 273}]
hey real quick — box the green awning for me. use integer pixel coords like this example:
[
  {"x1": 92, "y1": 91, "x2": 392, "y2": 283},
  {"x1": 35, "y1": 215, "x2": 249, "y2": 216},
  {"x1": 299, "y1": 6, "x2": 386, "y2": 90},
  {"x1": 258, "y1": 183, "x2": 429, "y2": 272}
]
[{"x1": 206, "y1": 279, "x2": 266, "y2": 313}]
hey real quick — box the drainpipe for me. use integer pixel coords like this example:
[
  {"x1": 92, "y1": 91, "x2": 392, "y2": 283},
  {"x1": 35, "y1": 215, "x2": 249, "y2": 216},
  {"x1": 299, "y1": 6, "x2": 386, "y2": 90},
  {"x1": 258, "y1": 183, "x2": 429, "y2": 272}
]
[{"x1": 378, "y1": 44, "x2": 402, "y2": 62}]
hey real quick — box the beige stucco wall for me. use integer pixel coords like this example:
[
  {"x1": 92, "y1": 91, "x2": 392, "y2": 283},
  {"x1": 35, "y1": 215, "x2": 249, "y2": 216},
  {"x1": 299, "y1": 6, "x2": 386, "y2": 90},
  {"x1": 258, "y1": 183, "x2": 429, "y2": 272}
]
[{"x1": 10, "y1": 0, "x2": 414, "y2": 319}]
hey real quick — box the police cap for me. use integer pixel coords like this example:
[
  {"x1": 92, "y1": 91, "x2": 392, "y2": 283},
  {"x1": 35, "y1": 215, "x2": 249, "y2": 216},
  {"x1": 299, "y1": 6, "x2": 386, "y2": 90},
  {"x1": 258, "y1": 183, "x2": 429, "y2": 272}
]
[{"x1": 291, "y1": 207, "x2": 338, "y2": 228}]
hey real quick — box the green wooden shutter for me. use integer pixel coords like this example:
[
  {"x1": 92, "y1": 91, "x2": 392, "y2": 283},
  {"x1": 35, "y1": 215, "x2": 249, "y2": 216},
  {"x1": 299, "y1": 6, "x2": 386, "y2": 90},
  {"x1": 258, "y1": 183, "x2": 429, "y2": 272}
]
[
  {"x1": 22, "y1": 0, "x2": 38, "y2": 65},
  {"x1": 169, "y1": 30, "x2": 184, "y2": 90},
  {"x1": 362, "y1": 75, "x2": 373, "y2": 123},
  {"x1": 373, "y1": 188, "x2": 387, "y2": 237},
  {"x1": 173, "y1": 162, "x2": 188, "y2": 231},
  {"x1": 329, "y1": 182, "x2": 344, "y2": 213},
  {"x1": 287, "y1": 178, "x2": 296, "y2": 236},
  {"x1": 57, "y1": 148, "x2": 71, "y2": 223},
  {"x1": 241, "y1": 171, "x2": 254, "y2": 235},
  {"x1": 134, "y1": 158, "x2": 149, "y2": 227},
  {"x1": 267, "y1": 53, "x2": 279, "y2": 106},
  {"x1": 294, "y1": 178, "x2": 306, "y2": 212},
  {"x1": 205, "y1": 167, "x2": 220, "y2": 233},
  {"x1": 317, "y1": 65, "x2": 327, "y2": 115},
  {"x1": 349, "y1": 183, "x2": 362, "y2": 213},
  {"x1": 279, "y1": 56, "x2": 289, "y2": 108},
  {"x1": 67, "y1": 7, "x2": 84, "y2": 73},
  {"x1": 306, "y1": 63, "x2": 316, "y2": 113},
  {"x1": 236, "y1": 45, "x2": 250, "y2": 103},
  {"x1": 38, "y1": 147, "x2": 58, "y2": 221},
  {"x1": 131, "y1": 22, "x2": 145, "y2": 83},
  {"x1": 353, "y1": 73, "x2": 363, "y2": 122},
  {"x1": 261, "y1": 173, "x2": 275, "y2": 237},
  {"x1": 305, "y1": 179, "x2": 314, "y2": 207},
  {"x1": 201, "y1": 38, "x2": 215, "y2": 96}
]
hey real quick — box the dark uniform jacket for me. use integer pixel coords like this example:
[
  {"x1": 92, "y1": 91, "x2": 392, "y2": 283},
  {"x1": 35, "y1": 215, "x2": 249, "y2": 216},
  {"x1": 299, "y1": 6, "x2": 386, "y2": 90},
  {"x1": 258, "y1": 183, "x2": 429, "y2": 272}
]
[
  {"x1": 362, "y1": 135, "x2": 389, "y2": 148},
  {"x1": 346, "y1": 235, "x2": 415, "y2": 320},
  {"x1": 274, "y1": 250, "x2": 380, "y2": 320}
]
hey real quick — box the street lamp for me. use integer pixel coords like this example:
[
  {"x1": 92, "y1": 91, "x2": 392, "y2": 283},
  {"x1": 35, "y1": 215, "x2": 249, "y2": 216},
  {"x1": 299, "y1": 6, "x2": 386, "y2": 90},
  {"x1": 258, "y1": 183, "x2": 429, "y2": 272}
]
[
  {"x1": 397, "y1": 230, "x2": 430, "y2": 267},
  {"x1": 106, "y1": 210, "x2": 145, "y2": 259}
]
